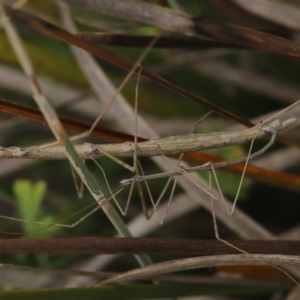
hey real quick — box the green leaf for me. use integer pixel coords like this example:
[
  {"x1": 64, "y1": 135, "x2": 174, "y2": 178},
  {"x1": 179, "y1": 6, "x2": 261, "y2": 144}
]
[{"x1": 13, "y1": 180, "x2": 47, "y2": 233}]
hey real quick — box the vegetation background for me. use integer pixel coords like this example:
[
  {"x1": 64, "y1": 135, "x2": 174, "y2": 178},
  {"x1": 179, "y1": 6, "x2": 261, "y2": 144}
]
[{"x1": 0, "y1": 0, "x2": 299, "y2": 299}]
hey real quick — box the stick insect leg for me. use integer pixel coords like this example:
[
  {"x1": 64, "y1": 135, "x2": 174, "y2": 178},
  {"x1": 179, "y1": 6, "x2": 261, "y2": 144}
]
[
  {"x1": 0, "y1": 183, "x2": 126, "y2": 237},
  {"x1": 100, "y1": 59, "x2": 183, "y2": 222},
  {"x1": 205, "y1": 120, "x2": 282, "y2": 217},
  {"x1": 92, "y1": 65, "x2": 144, "y2": 217},
  {"x1": 135, "y1": 111, "x2": 213, "y2": 224},
  {"x1": 183, "y1": 119, "x2": 300, "y2": 286},
  {"x1": 87, "y1": 70, "x2": 142, "y2": 171},
  {"x1": 208, "y1": 171, "x2": 300, "y2": 287},
  {"x1": 205, "y1": 127, "x2": 261, "y2": 216},
  {"x1": 192, "y1": 111, "x2": 212, "y2": 133},
  {"x1": 136, "y1": 154, "x2": 181, "y2": 224},
  {"x1": 39, "y1": 38, "x2": 158, "y2": 174}
]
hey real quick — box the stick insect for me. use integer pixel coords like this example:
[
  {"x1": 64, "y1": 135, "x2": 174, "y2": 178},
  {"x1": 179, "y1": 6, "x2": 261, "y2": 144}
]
[{"x1": 0, "y1": 100, "x2": 298, "y2": 234}]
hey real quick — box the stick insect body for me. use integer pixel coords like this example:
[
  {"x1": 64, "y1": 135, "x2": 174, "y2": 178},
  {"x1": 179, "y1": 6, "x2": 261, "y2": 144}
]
[{"x1": 0, "y1": 118, "x2": 295, "y2": 160}]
